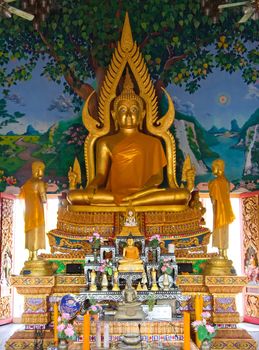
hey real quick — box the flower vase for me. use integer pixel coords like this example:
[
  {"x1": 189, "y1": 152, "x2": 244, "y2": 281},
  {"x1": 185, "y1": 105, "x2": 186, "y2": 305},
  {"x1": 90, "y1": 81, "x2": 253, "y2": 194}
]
[
  {"x1": 58, "y1": 339, "x2": 68, "y2": 350},
  {"x1": 200, "y1": 340, "x2": 212, "y2": 350},
  {"x1": 162, "y1": 272, "x2": 170, "y2": 291},
  {"x1": 101, "y1": 272, "x2": 108, "y2": 291}
]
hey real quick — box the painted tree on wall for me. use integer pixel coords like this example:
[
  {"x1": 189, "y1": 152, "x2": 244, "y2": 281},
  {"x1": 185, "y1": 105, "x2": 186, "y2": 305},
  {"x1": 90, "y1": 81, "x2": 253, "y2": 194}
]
[{"x1": 0, "y1": 0, "x2": 258, "y2": 109}]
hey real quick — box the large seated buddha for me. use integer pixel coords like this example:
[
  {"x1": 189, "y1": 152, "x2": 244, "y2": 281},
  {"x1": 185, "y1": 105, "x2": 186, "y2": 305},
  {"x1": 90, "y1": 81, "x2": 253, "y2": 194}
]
[{"x1": 67, "y1": 13, "x2": 191, "y2": 210}]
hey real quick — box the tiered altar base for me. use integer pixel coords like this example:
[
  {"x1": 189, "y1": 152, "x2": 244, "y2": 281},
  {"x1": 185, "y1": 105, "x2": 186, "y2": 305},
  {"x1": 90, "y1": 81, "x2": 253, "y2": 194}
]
[
  {"x1": 8, "y1": 274, "x2": 257, "y2": 350},
  {"x1": 48, "y1": 205, "x2": 210, "y2": 255}
]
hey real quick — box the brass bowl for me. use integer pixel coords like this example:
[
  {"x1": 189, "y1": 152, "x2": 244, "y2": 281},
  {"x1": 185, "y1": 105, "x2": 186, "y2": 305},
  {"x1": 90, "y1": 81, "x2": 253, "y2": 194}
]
[{"x1": 121, "y1": 333, "x2": 141, "y2": 345}]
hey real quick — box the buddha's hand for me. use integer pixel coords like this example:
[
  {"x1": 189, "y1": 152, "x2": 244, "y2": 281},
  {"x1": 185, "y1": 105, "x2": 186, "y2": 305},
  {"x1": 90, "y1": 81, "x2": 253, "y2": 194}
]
[{"x1": 85, "y1": 185, "x2": 98, "y2": 202}]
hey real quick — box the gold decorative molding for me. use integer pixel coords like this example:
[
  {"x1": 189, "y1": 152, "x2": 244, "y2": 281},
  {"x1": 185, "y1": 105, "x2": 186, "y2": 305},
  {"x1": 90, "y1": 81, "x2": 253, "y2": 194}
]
[
  {"x1": 212, "y1": 312, "x2": 240, "y2": 324},
  {"x1": 177, "y1": 275, "x2": 204, "y2": 285},
  {"x1": 11, "y1": 275, "x2": 55, "y2": 286},
  {"x1": 212, "y1": 328, "x2": 257, "y2": 350},
  {"x1": 56, "y1": 275, "x2": 86, "y2": 285},
  {"x1": 6, "y1": 330, "x2": 54, "y2": 350},
  {"x1": 22, "y1": 312, "x2": 50, "y2": 324},
  {"x1": 11, "y1": 275, "x2": 55, "y2": 295},
  {"x1": 205, "y1": 275, "x2": 248, "y2": 293}
]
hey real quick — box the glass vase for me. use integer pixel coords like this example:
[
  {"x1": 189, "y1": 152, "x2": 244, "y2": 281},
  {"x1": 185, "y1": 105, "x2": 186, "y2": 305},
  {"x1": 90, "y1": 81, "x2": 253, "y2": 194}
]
[
  {"x1": 101, "y1": 272, "x2": 108, "y2": 291},
  {"x1": 93, "y1": 248, "x2": 98, "y2": 263},
  {"x1": 152, "y1": 248, "x2": 157, "y2": 263},
  {"x1": 200, "y1": 340, "x2": 212, "y2": 350},
  {"x1": 162, "y1": 272, "x2": 170, "y2": 290}
]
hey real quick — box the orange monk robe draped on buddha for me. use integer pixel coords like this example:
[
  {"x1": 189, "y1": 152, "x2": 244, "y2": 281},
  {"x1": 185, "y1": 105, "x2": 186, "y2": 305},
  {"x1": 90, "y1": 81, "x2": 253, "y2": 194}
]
[{"x1": 106, "y1": 133, "x2": 167, "y2": 204}]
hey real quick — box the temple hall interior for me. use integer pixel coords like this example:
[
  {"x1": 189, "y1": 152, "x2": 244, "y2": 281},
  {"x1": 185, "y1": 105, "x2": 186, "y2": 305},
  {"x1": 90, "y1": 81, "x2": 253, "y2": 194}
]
[{"x1": 0, "y1": 1, "x2": 258, "y2": 350}]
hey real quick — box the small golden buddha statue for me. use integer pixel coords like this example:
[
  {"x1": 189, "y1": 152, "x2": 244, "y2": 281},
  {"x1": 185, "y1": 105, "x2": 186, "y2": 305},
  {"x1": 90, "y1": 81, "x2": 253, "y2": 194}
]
[
  {"x1": 118, "y1": 235, "x2": 144, "y2": 272},
  {"x1": 68, "y1": 70, "x2": 190, "y2": 208}
]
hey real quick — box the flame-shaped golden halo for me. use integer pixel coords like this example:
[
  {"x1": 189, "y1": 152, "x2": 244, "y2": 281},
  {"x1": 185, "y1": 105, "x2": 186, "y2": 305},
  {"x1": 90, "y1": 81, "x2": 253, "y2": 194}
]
[{"x1": 82, "y1": 12, "x2": 177, "y2": 188}]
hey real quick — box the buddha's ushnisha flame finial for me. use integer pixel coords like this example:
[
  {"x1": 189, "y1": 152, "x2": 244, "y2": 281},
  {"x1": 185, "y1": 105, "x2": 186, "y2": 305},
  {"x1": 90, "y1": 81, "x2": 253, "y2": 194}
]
[
  {"x1": 113, "y1": 68, "x2": 144, "y2": 111},
  {"x1": 123, "y1": 67, "x2": 135, "y2": 92}
]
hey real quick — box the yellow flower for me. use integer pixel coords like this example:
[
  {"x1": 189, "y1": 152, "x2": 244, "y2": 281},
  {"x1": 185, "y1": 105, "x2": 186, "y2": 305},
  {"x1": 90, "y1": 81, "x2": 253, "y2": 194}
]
[{"x1": 218, "y1": 36, "x2": 228, "y2": 49}]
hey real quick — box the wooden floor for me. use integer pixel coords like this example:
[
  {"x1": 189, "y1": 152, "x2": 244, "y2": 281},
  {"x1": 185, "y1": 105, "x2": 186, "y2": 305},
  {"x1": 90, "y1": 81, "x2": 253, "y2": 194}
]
[{"x1": 0, "y1": 323, "x2": 258, "y2": 350}]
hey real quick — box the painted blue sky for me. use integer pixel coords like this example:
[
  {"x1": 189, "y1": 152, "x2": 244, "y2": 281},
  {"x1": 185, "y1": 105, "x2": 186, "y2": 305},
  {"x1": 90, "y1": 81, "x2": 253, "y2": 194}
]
[
  {"x1": 1, "y1": 60, "x2": 258, "y2": 134},
  {"x1": 170, "y1": 69, "x2": 259, "y2": 130}
]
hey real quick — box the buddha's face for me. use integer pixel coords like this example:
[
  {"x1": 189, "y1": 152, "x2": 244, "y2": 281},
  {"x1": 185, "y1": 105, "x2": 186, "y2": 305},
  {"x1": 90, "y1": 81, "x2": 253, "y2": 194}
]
[
  {"x1": 212, "y1": 162, "x2": 223, "y2": 176},
  {"x1": 32, "y1": 165, "x2": 44, "y2": 179},
  {"x1": 127, "y1": 238, "x2": 134, "y2": 246},
  {"x1": 115, "y1": 99, "x2": 141, "y2": 129}
]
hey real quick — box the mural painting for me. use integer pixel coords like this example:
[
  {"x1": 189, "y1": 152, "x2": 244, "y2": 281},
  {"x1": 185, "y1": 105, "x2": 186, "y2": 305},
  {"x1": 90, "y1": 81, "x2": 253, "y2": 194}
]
[{"x1": 0, "y1": 1, "x2": 258, "y2": 193}]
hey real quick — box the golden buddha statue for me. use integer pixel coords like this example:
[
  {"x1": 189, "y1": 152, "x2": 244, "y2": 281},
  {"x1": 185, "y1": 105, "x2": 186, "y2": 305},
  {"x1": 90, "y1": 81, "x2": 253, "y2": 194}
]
[
  {"x1": 118, "y1": 235, "x2": 144, "y2": 272},
  {"x1": 208, "y1": 159, "x2": 235, "y2": 258},
  {"x1": 67, "y1": 13, "x2": 191, "y2": 210},
  {"x1": 48, "y1": 13, "x2": 209, "y2": 257},
  {"x1": 68, "y1": 69, "x2": 190, "y2": 208},
  {"x1": 20, "y1": 161, "x2": 47, "y2": 260}
]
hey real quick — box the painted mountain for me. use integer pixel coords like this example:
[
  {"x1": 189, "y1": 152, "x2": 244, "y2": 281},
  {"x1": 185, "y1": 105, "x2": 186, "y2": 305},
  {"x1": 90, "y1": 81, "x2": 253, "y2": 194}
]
[{"x1": 238, "y1": 108, "x2": 259, "y2": 180}]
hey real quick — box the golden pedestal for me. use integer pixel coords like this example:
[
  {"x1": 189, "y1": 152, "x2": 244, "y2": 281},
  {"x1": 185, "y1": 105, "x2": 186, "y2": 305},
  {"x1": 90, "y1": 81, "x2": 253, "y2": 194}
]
[
  {"x1": 212, "y1": 328, "x2": 257, "y2": 350},
  {"x1": 203, "y1": 256, "x2": 236, "y2": 276},
  {"x1": 8, "y1": 273, "x2": 256, "y2": 350},
  {"x1": 5, "y1": 330, "x2": 54, "y2": 350},
  {"x1": 10, "y1": 275, "x2": 55, "y2": 325},
  {"x1": 21, "y1": 259, "x2": 54, "y2": 277}
]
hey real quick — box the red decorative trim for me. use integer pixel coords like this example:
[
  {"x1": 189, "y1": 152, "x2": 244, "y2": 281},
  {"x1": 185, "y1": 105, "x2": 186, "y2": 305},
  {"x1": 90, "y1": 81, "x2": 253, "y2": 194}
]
[
  {"x1": 243, "y1": 315, "x2": 259, "y2": 325},
  {"x1": 0, "y1": 317, "x2": 12, "y2": 325},
  {"x1": 239, "y1": 190, "x2": 259, "y2": 198},
  {"x1": 0, "y1": 193, "x2": 16, "y2": 200}
]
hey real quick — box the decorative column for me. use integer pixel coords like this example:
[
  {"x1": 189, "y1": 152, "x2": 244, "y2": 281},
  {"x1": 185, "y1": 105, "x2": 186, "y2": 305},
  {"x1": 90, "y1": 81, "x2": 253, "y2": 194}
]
[
  {"x1": 10, "y1": 275, "x2": 55, "y2": 327},
  {"x1": 205, "y1": 275, "x2": 256, "y2": 349},
  {"x1": 240, "y1": 191, "x2": 259, "y2": 324},
  {"x1": 0, "y1": 193, "x2": 15, "y2": 325}
]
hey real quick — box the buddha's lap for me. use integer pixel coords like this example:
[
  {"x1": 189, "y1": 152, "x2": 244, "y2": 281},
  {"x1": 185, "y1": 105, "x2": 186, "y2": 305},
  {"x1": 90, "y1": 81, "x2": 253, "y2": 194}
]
[
  {"x1": 119, "y1": 259, "x2": 143, "y2": 264},
  {"x1": 67, "y1": 187, "x2": 190, "y2": 206}
]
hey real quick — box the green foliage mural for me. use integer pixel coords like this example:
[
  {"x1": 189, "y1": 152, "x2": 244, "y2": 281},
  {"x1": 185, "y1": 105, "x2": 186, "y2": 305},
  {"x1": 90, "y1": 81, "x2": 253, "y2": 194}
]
[
  {"x1": 0, "y1": 0, "x2": 258, "y2": 192},
  {"x1": 0, "y1": 1, "x2": 258, "y2": 102}
]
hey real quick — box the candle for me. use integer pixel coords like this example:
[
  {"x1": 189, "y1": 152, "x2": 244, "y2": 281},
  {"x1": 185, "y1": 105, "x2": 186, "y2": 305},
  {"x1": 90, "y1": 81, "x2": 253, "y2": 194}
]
[
  {"x1": 195, "y1": 295, "x2": 202, "y2": 321},
  {"x1": 83, "y1": 313, "x2": 90, "y2": 350},
  {"x1": 194, "y1": 295, "x2": 203, "y2": 347},
  {"x1": 53, "y1": 302, "x2": 58, "y2": 346},
  {"x1": 183, "y1": 311, "x2": 190, "y2": 350},
  {"x1": 103, "y1": 321, "x2": 110, "y2": 348},
  {"x1": 96, "y1": 320, "x2": 101, "y2": 348},
  {"x1": 199, "y1": 295, "x2": 204, "y2": 315}
]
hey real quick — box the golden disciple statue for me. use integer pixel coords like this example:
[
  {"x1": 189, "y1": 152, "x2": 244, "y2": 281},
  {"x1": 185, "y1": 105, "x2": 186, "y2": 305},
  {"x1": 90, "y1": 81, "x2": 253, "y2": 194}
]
[
  {"x1": 67, "y1": 13, "x2": 191, "y2": 209},
  {"x1": 118, "y1": 235, "x2": 144, "y2": 272},
  {"x1": 19, "y1": 161, "x2": 47, "y2": 261},
  {"x1": 208, "y1": 159, "x2": 235, "y2": 258}
]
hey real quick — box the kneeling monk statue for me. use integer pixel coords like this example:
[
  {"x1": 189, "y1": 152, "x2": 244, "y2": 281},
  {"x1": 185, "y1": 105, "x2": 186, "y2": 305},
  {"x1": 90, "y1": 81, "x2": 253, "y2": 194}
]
[
  {"x1": 68, "y1": 70, "x2": 190, "y2": 208},
  {"x1": 118, "y1": 235, "x2": 144, "y2": 272}
]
